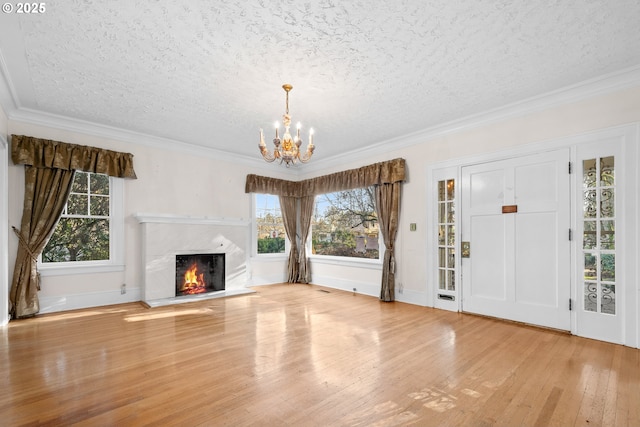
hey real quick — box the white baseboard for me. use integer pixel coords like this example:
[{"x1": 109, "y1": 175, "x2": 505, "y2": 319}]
[
  {"x1": 247, "y1": 274, "x2": 287, "y2": 286},
  {"x1": 311, "y1": 275, "x2": 426, "y2": 306},
  {"x1": 39, "y1": 287, "x2": 143, "y2": 314}
]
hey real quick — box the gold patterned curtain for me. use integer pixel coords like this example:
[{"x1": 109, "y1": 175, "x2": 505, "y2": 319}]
[
  {"x1": 375, "y1": 182, "x2": 402, "y2": 302},
  {"x1": 10, "y1": 135, "x2": 137, "y2": 319},
  {"x1": 296, "y1": 195, "x2": 315, "y2": 284},
  {"x1": 246, "y1": 158, "x2": 405, "y2": 298},
  {"x1": 279, "y1": 195, "x2": 299, "y2": 283}
]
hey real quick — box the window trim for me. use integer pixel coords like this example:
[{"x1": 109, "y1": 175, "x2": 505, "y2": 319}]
[{"x1": 38, "y1": 176, "x2": 125, "y2": 276}]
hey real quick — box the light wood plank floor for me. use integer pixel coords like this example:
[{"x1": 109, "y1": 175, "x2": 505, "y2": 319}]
[{"x1": 1, "y1": 284, "x2": 638, "y2": 426}]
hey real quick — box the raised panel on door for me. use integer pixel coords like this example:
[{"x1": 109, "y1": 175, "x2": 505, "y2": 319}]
[{"x1": 462, "y1": 149, "x2": 570, "y2": 330}]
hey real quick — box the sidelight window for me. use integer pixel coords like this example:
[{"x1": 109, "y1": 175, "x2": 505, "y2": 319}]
[{"x1": 582, "y1": 156, "x2": 616, "y2": 314}]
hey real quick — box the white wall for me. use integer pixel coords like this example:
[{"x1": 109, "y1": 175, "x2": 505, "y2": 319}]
[
  {"x1": 0, "y1": 102, "x2": 8, "y2": 325},
  {"x1": 5, "y1": 122, "x2": 292, "y2": 313},
  {"x1": 298, "y1": 86, "x2": 640, "y2": 308},
  {"x1": 3, "y1": 83, "x2": 640, "y2": 333}
]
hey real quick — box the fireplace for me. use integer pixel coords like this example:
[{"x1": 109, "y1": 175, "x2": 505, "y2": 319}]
[{"x1": 175, "y1": 253, "x2": 225, "y2": 297}]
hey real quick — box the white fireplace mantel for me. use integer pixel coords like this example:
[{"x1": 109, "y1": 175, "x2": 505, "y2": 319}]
[
  {"x1": 134, "y1": 213, "x2": 250, "y2": 226},
  {"x1": 135, "y1": 213, "x2": 252, "y2": 305}
]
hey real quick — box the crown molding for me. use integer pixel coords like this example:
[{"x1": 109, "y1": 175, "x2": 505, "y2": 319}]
[
  {"x1": 1, "y1": 62, "x2": 639, "y2": 180},
  {"x1": 301, "y1": 64, "x2": 640, "y2": 176},
  {"x1": 6, "y1": 107, "x2": 300, "y2": 177}
]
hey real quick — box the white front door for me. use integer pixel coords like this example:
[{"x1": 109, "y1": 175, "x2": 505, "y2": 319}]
[{"x1": 461, "y1": 149, "x2": 571, "y2": 330}]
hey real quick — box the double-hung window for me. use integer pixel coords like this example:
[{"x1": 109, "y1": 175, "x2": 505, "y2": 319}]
[{"x1": 40, "y1": 171, "x2": 124, "y2": 274}]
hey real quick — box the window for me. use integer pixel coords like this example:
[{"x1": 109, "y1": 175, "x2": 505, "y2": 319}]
[
  {"x1": 437, "y1": 179, "x2": 456, "y2": 291},
  {"x1": 255, "y1": 194, "x2": 286, "y2": 254},
  {"x1": 311, "y1": 187, "x2": 379, "y2": 259},
  {"x1": 40, "y1": 171, "x2": 124, "y2": 274},
  {"x1": 582, "y1": 156, "x2": 616, "y2": 314}
]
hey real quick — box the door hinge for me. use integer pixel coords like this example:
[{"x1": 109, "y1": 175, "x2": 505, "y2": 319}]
[
  {"x1": 569, "y1": 228, "x2": 573, "y2": 241},
  {"x1": 568, "y1": 161, "x2": 573, "y2": 174},
  {"x1": 569, "y1": 298, "x2": 573, "y2": 311}
]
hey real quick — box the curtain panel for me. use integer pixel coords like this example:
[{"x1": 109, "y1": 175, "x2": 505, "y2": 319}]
[
  {"x1": 9, "y1": 135, "x2": 137, "y2": 319},
  {"x1": 11, "y1": 135, "x2": 137, "y2": 179},
  {"x1": 246, "y1": 158, "x2": 405, "y2": 298}
]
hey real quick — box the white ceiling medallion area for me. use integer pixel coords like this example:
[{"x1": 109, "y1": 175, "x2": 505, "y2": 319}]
[{"x1": 0, "y1": 0, "x2": 639, "y2": 173}]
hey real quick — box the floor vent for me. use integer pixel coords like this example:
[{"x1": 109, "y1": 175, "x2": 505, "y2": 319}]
[{"x1": 318, "y1": 289, "x2": 331, "y2": 293}]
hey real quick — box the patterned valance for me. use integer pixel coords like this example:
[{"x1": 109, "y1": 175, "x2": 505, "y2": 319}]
[
  {"x1": 11, "y1": 135, "x2": 137, "y2": 179},
  {"x1": 245, "y1": 158, "x2": 405, "y2": 196}
]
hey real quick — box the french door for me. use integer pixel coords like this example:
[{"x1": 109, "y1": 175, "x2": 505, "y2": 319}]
[{"x1": 574, "y1": 140, "x2": 624, "y2": 344}]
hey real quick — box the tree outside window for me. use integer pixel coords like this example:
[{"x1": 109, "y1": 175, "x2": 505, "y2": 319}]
[
  {"x1": 42, "y1": 171, "x2": 110, "y2": 263},
  {"x1": 312, "y1": 187, "x2": 379, "y2": 259}
]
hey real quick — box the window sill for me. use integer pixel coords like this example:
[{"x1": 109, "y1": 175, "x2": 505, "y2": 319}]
[{"x1": 38, "y1": 263, "x2": 126, "y2": 277}]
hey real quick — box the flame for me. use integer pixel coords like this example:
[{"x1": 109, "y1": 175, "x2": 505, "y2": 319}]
[{"x1": 181, "y1": 262, "x2": 206, "y2": 294}]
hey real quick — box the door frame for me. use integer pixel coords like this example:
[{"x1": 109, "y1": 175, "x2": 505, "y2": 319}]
[{"x1": 426, "y1": 123, "x2": 639, "y2": 347}]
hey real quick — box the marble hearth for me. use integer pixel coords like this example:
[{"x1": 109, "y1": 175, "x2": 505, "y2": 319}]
[{"x1": 135, "y1": 214, "x2": 254, "y2": 306}]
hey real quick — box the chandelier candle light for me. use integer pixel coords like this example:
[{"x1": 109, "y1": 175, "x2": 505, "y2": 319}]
[{"x1": 259, "y1": 84, "x2": 315, "y2": 166}]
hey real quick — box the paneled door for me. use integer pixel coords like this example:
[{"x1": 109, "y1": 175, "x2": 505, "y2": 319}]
[{"x1": 461, "y1": 149, "x2": 571, "y2": 330}]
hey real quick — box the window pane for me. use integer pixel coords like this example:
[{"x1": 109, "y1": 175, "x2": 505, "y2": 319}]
[
  {"x1": 601, "y1": 284, "x2": 615, "y2": 315},
  {"x1": 438, "y1": 181, "x2": 446, "y2": 202},
  {"x1": 312, "y1": 188, "x2": 378, "y2": 259},
  {"x1": 584, "y1": 253, "x2": 597, "y2": 280},
  {"x1": 43, "y1": 218, "x2": 110, "y2": 262},
  {"x1": 584, "y1": 282, "x2": 597, "y2": 312},
  {"x1": 72, "y1": 171, "x2": 88, "y2": 193},
  {"x1": 446, "y1": 179, "x2": 455, "y2": 200},
  {"x1": 447, "y1": 270, "x2": 455, "y2": 291},
  {"x1": 583, "y1": 190, "x2": 597, "y2": 218},
  {"x1": 447, "y1": 202, "x2": 455, "y2": 223},
  {"x1": 583, "y1": 159, "x2": 596, "y2": 188},
  {"x1": 600, "y1": 189, "x2": 614, "y2": 218},
  {"x1": 90, "y1": 173, "x2": 110, "y2": 195},
  {"x1": 583, "y1": 221, "x2": 596, "y2": 250},
  {"x1": 256, "y1": 194, "x2": 286, "y2": 254},
  {"x1": 438, "y1": 203, "x2": 446, "y2": 223},
  {"x1": 600, "y1": 220, "x2": 615, "y2": 250},
  {"x1": 600, "y1": 156, "x2": 614, "y2": 186},
  {"x1": 90, "y1": 195, "x2": 110, "y2": 216},
  {"x1": 601, "y1": 254, "x2": 615, "y2": 281},
  {"x1": 67, "y1": 194, "x2": 88, "y2": 215}
]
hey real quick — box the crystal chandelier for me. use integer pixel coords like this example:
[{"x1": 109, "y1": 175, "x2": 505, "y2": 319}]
[{"x1": 259, "y1": 84, "x2": 314, "y2": 166}]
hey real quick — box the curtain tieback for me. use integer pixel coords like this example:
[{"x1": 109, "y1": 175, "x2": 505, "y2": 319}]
[{"x1": 12, "y1": 226, "x2": 38, "y2": 262}]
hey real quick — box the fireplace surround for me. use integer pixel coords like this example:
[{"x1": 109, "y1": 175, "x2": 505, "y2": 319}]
[{"x1": 135, "y1": 214, "x2": 253, "y2": 306}]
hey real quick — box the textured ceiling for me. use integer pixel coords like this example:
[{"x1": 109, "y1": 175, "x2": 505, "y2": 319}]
[{"x1": 1, "y1": 0, "x2": 639, "y2": 163}]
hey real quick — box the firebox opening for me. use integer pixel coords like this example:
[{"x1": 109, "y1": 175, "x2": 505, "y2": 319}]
[{"x1": 175, "y1": 253, "x2": 225, "y2": 297}]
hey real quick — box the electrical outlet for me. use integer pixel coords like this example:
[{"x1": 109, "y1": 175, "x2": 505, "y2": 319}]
[
  {"x1": 121, "y1": 284, "x2": 126, "y2": 294},
  {"x1": 398, "y1": 283, "x2": 404, "y2": 294}
]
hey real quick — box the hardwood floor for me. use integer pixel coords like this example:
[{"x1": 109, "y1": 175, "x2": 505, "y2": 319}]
[{"x1": 1, "y1": 283, "x2": 638, "y2": 426}]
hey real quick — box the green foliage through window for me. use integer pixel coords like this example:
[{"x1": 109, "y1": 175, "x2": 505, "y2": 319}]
[
  {"x1": 312, "y1": 187, "x2": 379, "y2": 259},
  {"x1": 42, "y1": 171, "x2": 110, "y2": 263}
]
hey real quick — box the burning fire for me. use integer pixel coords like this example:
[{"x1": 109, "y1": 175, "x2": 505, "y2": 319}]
[{"x1": 181, "y1": 262, "x2": 206, "y2": 294}]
